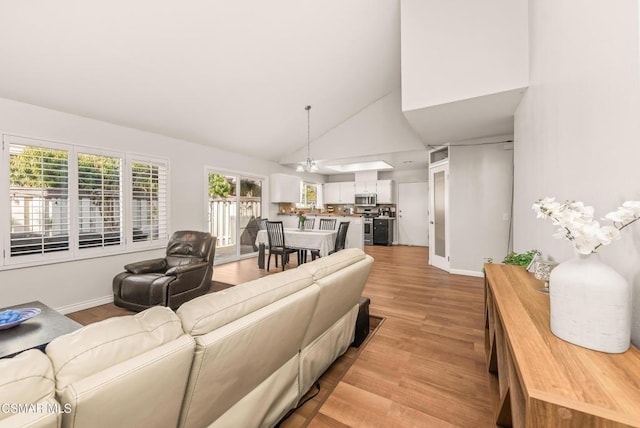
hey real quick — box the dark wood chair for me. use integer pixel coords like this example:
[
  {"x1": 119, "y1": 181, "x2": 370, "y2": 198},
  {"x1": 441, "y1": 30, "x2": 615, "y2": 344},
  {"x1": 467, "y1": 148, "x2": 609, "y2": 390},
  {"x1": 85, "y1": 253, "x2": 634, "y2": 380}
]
[
  {"x1": 265, "y1": 221, "x2": 298, "y2": 271},
  {"x1": 303, "y1": 218, "x2": 315, "y2": 230},
  {"x1": 318, "y1": 218, "x2": 336, "y2": 230},
  {"x1": 311, "y1": 221, "x2": 350, "y2": 261},
  {"x1": 331, "y1": 221, "x2": 350, "y2": 254}
]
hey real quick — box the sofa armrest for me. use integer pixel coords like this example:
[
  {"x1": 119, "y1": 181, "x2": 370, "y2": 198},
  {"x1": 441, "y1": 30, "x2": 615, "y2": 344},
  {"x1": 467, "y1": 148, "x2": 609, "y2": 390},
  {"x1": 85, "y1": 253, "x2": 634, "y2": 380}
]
[
  {"x1": 165, "y1": 262, "x2": 208, "y2": 276},
  {"x1": 125, "y1": 258, "x2": 167, "y2": 274}
]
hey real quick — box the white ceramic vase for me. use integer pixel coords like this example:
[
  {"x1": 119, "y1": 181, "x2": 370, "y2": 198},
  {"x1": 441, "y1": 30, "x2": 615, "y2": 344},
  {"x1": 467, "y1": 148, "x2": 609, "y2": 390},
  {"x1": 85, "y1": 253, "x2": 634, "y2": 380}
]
[{"x1": 549, "y1": 252, "x2": 631, "y2": 353}]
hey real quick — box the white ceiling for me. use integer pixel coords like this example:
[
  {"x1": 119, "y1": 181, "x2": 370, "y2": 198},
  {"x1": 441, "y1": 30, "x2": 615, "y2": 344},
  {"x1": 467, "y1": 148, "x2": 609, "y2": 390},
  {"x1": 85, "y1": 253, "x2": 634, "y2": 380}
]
[{"x1": 0, "y1": 0, "x2": 421, "y2": 173}]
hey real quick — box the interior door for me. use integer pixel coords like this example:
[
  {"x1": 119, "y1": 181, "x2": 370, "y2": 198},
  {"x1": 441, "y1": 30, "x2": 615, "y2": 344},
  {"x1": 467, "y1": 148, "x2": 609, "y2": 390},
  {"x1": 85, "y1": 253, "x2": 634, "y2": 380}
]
[
  {"x1": 397, "y1": 182, "x2": 429, "y2": 246},
  {"x1": 429, "y1": 163, "x2": 449, "y2": 272}
]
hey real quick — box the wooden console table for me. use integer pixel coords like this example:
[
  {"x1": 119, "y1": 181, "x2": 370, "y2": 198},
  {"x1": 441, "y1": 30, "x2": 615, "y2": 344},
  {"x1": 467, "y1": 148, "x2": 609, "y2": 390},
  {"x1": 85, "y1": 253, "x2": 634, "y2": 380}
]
[{"x1": 484, "y1": 264, "x2": 640, "y2": 427}]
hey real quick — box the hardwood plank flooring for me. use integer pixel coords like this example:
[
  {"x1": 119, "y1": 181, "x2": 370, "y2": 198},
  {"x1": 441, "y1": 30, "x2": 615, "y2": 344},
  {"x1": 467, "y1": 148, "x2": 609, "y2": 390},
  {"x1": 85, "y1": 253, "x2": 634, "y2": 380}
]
[
  {"x1": 307, "y1": 246, "x2": 493, "y2": 427},
  {"x1": 67, "y1": 246, "x2": 493, "y2": 427}
]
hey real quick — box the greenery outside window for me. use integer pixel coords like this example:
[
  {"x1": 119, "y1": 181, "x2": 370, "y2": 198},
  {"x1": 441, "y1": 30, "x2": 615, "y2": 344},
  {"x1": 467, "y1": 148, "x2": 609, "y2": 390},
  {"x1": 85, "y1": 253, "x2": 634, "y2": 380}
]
[
  {"x1": 2, "y1": 134, "x2": 170, "y2": 268},
  {"x1": 207, "y1": 171, "x2": 263, "y2": 264},
  {"x1": 77, "y1": 152, "x2": 122, "y2": 249},
  {"x1": 9, "y1": 142, "x2": 70, "y2": 257},
  {"x1": 297, "y1": 183, "x2": 318, "y2": 209}
]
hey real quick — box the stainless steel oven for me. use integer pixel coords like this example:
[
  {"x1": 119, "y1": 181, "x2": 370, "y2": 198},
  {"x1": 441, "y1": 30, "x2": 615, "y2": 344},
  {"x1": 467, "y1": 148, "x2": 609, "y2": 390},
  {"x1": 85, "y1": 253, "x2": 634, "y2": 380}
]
[{"x1": 363, "y1": 217, "x2": 373, "y2": 245}]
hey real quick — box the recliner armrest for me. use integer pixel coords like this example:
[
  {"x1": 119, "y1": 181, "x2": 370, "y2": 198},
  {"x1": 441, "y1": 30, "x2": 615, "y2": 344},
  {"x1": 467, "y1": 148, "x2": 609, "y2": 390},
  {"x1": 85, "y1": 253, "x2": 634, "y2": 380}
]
[
  {"x1": 165, "y1": 262, "x2": 208, "y2": 276},
  {"x1": 125, "y1": 258, "x2": 167, "y2": 274}
]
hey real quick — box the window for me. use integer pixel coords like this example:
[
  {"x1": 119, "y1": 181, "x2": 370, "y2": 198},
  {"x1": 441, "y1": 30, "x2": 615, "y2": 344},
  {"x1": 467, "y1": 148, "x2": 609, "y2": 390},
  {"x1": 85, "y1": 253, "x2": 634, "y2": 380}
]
[
  {"x1": 207, "y1": 171, "x2": 263, "y2": 264},
  {"x1": 297, "y1": 183, "x2": 318, "y2": 209},
  {"x1": 131, "y1": 159, "x2": 168, "y2": 243},
  {"x1": 8, "y1": 141, "x2": 70, "y2": 257},
  {"x1": 2, "y1": 134, "x2": 170, "y2": 268},
  {"x1": 77, "y1": 152, "x2": 122, "y2": 249}
]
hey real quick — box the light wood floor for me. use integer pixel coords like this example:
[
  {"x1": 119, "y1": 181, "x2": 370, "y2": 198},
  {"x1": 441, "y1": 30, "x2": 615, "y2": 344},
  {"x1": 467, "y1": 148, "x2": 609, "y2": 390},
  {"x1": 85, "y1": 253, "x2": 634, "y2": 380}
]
[
  {"x1": 69, "y1": 245, "x2": 493, "y2": 427},
  {"x1": 307, "y1": 246, "x2": 493, "y2": 427}
]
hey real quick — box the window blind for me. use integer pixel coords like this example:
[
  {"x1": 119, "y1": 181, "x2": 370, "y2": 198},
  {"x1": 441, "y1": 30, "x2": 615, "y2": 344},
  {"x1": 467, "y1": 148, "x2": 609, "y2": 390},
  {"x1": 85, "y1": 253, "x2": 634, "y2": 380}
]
[
  {"x1": 131, "y1": 160, "x2": 168, "y2": 243},
  {"x1": 8, "y1": 142, "x2": 70, "y2": 256},
  {"x1": 77, "y1": 153, "x2": 122, "y2": 248}
]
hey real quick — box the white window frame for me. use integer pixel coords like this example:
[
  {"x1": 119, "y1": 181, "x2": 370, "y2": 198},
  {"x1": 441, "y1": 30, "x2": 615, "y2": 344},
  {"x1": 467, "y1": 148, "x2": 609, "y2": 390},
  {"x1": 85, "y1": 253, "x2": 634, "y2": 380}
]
[
  {"x1": 74, "y1": 147, "x2": 125, "y2": 258},
  {"x1": 1, "y1": 134, "x2": 170, "y2": 270},
  {"x1": 126, "y1": 154, "x2": 170, "y2": 249},
  {"x1": 3, "y1": 135, "x2": 72, "y2": 266},
  {"x1": 203, "y1": 166, "x2": 266, "y2": 264},
  {"x1": 296, "y1": 181, "x2": 319, "y2": 209}
]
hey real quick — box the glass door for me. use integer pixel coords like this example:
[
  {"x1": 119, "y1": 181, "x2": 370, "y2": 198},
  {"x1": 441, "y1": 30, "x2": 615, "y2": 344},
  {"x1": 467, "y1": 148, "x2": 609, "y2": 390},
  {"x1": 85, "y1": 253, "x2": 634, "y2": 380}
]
[
  {"x1": 207, "y1": 171, "x2": 263, "y2": 264},
  {"x1": 429, "y1": 163, "x2": 449, "y2": 272}
]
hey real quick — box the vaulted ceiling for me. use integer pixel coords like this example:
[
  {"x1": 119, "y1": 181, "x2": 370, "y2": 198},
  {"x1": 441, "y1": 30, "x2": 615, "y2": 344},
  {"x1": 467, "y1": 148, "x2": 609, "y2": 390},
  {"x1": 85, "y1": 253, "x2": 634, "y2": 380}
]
[{"x1": 0, "y1": 1, "x2": 427, "y2": 173}]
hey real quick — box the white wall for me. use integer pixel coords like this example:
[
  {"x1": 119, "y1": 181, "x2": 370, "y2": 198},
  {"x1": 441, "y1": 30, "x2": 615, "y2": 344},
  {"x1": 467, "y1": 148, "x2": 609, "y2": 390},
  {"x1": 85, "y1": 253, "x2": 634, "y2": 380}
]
[
  {"x1": 449, "y1": 143, "x2": 513, "y2": 275},
  {"x1": 0, "y1": 97, "x2": 292, "y2": 312},
  {"x1": 280, "y1": 89, "x2": 424, "y2": 165},
  {"x1": 513, "y1": 0, "x2": 640, "y2": 344},
  {"x1": 400, "y1": 0, "x2": 528, "y2": 111}
]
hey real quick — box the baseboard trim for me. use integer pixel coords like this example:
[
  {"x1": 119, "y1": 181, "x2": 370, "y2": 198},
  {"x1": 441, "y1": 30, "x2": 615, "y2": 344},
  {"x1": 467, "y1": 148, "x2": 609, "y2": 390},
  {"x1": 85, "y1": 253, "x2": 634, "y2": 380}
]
[
  {"x1": 55, "y1": 295, "x2": 114, "y2": 314},
  {"x1": 449, "y1": 268, "x2": 484, "y2": 278}
]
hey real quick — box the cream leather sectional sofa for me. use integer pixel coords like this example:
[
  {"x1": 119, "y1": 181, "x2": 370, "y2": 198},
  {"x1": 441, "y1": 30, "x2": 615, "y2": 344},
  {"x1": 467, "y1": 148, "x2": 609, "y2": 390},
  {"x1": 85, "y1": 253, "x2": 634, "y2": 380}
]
[{"x1": 0, "y1": 248, "x2": 373, "y2": 428}]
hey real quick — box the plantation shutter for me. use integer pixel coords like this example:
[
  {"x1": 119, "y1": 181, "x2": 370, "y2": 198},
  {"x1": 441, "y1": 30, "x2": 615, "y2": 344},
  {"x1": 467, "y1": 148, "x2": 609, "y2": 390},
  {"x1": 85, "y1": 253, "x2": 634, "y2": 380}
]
[
  {"x1": 131, "y1": 159, "x2": 168, "y2": 243},
  {"x1": 7, "y1": 137, "x2": 70, "y2": 257},
  {"x1": 77, "y1": 153, "x2": 122, "y2": 248}
]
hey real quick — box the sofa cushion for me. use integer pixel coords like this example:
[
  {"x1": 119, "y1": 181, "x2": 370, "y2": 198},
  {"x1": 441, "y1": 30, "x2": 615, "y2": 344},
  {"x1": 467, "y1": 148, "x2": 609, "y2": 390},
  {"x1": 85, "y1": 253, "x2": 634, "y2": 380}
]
[
  {"x1": 299, "y1": 248, "x2": 366, "y2": 280},
  {"x1": 178, "y1": 267, "x2": 313, "y2": 336},
  {"x1": 45, "y1": 306, "x2": 185, "y2": 388},
  {"x1": 0, "y1": 349, "x2": 55, "y2": 422}
]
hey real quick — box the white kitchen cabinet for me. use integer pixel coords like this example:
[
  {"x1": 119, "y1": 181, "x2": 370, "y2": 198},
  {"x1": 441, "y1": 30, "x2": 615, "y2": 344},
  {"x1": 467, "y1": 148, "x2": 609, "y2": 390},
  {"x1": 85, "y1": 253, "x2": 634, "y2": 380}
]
[
  {"x1": 323, "y1": 183, "x2": 340, "y2": 204},
  {"x1": 340, "y1": 182, "x2": 355, "y2": 204},
  {"x1": 270, "y1": 173, "x2": 301, "y2": 203},
  {"x1": 354, "y1": 181, "x2": 376, "y2": 194},
  {"x1": 323, "y1": 182, "x2": 355, "y2": 204},
  {"x1": 376, "y1": 180, "x2": 394, "y2": 204}
]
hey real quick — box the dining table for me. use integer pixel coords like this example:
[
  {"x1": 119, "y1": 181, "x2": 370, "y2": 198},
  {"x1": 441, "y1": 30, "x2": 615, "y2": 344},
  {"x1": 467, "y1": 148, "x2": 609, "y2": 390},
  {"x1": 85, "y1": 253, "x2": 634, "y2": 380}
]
[{"x1": 255, "y1": 228, "x2": 338, "y2": 266}]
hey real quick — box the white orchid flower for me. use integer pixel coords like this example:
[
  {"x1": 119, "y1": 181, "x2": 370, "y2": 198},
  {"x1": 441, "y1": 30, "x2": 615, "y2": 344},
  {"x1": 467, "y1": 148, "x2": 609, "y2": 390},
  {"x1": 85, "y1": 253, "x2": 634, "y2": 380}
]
[
  {"x1": 532, "y1": 197, "x2": 640, "y2": 254},
  {"x1": 604, "y1": 207, "x2": 636, "y2": 224},
  {"x1": 596, "y1": 226, "x2": 621, "y2": 246}
]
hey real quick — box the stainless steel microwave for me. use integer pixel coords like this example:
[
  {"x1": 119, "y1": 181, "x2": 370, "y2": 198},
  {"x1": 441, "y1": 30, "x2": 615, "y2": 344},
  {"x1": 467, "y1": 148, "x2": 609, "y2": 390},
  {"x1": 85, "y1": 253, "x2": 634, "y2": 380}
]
[{"x1": 355, "y1": 193, "x2": 377, "y2": 206}]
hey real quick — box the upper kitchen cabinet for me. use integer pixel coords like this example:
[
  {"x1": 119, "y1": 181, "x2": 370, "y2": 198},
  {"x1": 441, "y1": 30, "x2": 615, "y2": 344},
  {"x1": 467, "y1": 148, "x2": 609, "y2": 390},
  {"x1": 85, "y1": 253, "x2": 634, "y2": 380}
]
[
  {"x1": 401, "y1": 0, "x2": 528, "y2": 145},
  {"x1": 354, "y1": 181, "x2": 377, "y2": 194},
  {"x1": 324, "y1": 182, "x2": 355, "y2": 204},
  {"x1": 270, "y1": 173, "x2": 301, "y2": 203},
  {"x1": 376, "y1": 180, "x2": 394, "y2": 204}
]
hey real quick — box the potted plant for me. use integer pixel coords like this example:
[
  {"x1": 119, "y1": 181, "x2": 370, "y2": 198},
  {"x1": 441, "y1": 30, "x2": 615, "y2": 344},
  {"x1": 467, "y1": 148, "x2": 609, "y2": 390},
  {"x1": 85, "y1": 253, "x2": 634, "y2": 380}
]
[{"x1": 501, "y1": 249, "x2": 540, "y2": 268}]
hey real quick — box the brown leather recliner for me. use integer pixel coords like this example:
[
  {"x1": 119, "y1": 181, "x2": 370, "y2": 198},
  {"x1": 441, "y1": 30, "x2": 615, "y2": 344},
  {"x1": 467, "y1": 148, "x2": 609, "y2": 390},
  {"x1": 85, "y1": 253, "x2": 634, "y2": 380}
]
[{"x1": 113, "y1": 231, "x2": 217, "y2": 311}]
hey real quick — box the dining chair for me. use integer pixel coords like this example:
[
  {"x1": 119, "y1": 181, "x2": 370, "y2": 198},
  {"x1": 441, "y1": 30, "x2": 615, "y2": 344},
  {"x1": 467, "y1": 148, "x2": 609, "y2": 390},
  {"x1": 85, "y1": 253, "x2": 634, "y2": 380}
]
[
  {"x1": 258, "y1": 218, "x2": 268, "y2": 230},
  {"x1": 331, "y1": 221, "x2": 350, "y2": 254},
  {"x1": 318, "y1": 218, "x2": 336, "y2": 230},
  {"x1": 265, "y1": 221, "x2": 298, "y2": 271},
  {"x1": 303, "y1": 218, "x2": 315, "y2": 230},
  {"x1": 311, "y1": 221, "x2": 350, "y2": 261}
]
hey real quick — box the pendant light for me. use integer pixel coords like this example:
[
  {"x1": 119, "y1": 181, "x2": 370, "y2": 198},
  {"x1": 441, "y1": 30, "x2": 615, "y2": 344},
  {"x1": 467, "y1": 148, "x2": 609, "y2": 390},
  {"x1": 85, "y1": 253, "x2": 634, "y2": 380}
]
[{"x1": 296, "y1": 105, "x2": 318, "y2": 173}]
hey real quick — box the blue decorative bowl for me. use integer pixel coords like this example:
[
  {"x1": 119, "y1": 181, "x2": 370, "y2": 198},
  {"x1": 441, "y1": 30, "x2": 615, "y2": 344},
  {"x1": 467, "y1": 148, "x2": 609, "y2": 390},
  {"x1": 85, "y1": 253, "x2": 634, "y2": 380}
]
[{"x1": 0, "y1": 308, "x2": 42, "y2": 330}]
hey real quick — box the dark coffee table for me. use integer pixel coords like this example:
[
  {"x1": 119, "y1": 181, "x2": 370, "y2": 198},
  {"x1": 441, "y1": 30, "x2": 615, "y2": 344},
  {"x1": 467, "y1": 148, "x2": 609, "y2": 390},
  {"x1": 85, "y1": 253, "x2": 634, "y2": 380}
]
[{"x1": 0, "y1": 300, "x2": 82, "y2": 359}]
